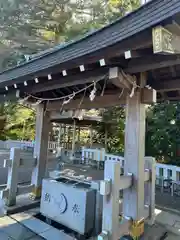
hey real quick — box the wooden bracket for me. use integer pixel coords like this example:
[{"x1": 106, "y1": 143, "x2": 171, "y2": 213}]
[
  {"x1": 141, "y1": 88, "x2": 157, "y2": 104},
  {"x1": 109, "y1": 67, "x2": 136, "y2": 90}
]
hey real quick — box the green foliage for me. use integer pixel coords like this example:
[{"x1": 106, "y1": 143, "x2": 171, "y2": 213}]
[
  {"x1": 0, "y1": 0, "x2": 141, "y2": 70},
  {"x1": 7, "y1": 105, "x2": 35, "y2": 140},
  {"x1": 0, "y1": 104, "x2": 7, "y2": 140},
  {"x1": 94, "y1": 102, "x2": 180, "y2": 166},
  {"x1": 93, "y1": 107, "x2": 125, "y2": 154},
  {"x1": 146, "y1": 102, "x2": 179, "y2": 165},
  {"x1": 1, "y1": 103, "x2": 35, "y2": 141},
  {"x1": 0, "y1": 0, "x2": 140, "y2": 142},
  {"x1": 109, "y1": 0, "x2": 140, "y2": 18}
]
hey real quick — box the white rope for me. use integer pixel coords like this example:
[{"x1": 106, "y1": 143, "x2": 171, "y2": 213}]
[
  {"x1": 129, "y1": 81, "x2": 137, "y2": 98},
  {"x1": 27, "y1": 76, "x2": 106, "y2": 102},
  {"x1": 31, "y1": 99, "x2": 42, "y2": 106},
  {"x1": 23, "y1": 70, "x2": 151, "y2": 105},
  {"x1": 89, "y1": 81, "x2": 97, "y2": 101},
  {"x1": 62, "y1": 92, "x2": 75, "y2": 105},
  {"x1": 119, "y1": 88, "x2": 124, "y2": 98},
  {"x1": 121, "y1": 70, "x2": 140, "y2": 98}
]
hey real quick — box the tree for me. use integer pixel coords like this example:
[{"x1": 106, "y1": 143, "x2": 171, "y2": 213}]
[
  {"x1": 0, "y1": 0, "x2": 141, "y2": 142},
  {"x1": 0, "y1": 102, "x2": 35, "y2": 140},
  {"x1": 109, "y1": 0, "x2": 140, "y2": 18},
  {"x1": 0, "y1": 104, "x2": 8, "y2": 140},
  {"x1": 94, "y1": 106, "x2": 125, "y2": 154},
  {"x1": 5, "y1": 104, "x2": 35, "y2": 140},
  {"x1": 93, "y1": 101, "x2": 180, "y2": 167},
  {"x1": 0, "y1": 0, "x2": 141, "y2": 70},
  {"x1": 146, "y1": 102, "x2": 178, "y2": 165}
]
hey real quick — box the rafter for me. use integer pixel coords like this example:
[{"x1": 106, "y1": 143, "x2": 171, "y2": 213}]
[
  {"x1": 27, "y1": 68, "x2": 108, "y2": 94},
  {"x1": 170, "y1": 66, "x2": 176, "y2": 77},
  {"x1": 158, "y1": 96, "x2": 180, "y2": 102},
  {"x1": 125, "y1": 55, "x2": 180, "y2": 73},
  {"x1": 153, "y1": 79, "x2": 180, "y2": 92},
  {"x1": 124, "y1": 48, "x2": 153, "y2": 59},
  {"x1": 0, "y1": 90, "x2": 20, "y2": 102}
]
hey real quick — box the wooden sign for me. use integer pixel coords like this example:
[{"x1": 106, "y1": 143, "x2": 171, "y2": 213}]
[{"x1": 152, "y1": 26, "x2": 174, "y2": 54}]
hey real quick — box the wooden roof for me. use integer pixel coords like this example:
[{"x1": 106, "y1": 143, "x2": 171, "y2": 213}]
[{"x1": 1, "y1": 0, "x2": 180, "y2": 107}]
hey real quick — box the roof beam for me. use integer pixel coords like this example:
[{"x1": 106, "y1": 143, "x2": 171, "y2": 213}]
[
  {"x1": 160, "y1": 92, "x2": 167, "y2": 100},
  {"x1": 46, "y1": 92, "x2": 127, "y2": 111},
  {"x1": 170, "y1": 66, "x2": 176, "y2": 77},
  {"x1": 152, "y1": 25, "x2": 180, "y2": 54},
  {"x1": 158, "y1": 96, "x2": 180, "y2": 102},
  {"x1": 153, "y1": 79, "x2": 180, "y2": 92},
  {"x1": 124, "y1": 48, "x2": 153, "y2": 59},
  {"x1": 46, "y1": 88, "x2": 156, "y2": 111},
  {"x1": 27, "y1": 68, "x2": 108, "y2": 94},
  {"x1": 125, "y1": 54, "x2": 180, "y2": 73}
]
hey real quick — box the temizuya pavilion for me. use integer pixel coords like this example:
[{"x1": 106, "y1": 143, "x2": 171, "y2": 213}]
[{"x1": 0, "y1": 0, "x2": 180, "y2": 237}]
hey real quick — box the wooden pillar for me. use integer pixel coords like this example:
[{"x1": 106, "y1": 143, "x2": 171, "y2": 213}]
[
  {"x1": 70, "y1": 120, "x2": 76, "y2": 160},
  {"x1": 123, "y1": 90, "x2": 146, "y2": 221},
  {"x1": 90, "y1": 125, "x2": 93, "y2": 147},
  {"x1": 58, "y1": 124, "x2": 62, "y2": 145},
  {"x1": 67, "y1": 125, "x2": 70, "y2": 149},
  {"x1": 63, "y1": 125, "x2": 66, "y2": 148},
  {"x1": 64, "y1": 125, "x2": 67, "y2": 148},
  {"x1": 78, "y1": 126, "x2": 80, "y2": 142},
  {"x1": 31, "y1": 104, "x2": 50, "y2": 199}
]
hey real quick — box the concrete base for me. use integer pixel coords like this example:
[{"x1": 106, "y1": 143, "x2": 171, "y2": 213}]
[{"x1": 6, "y1": 194, "x2": 40, "y2": 215}]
